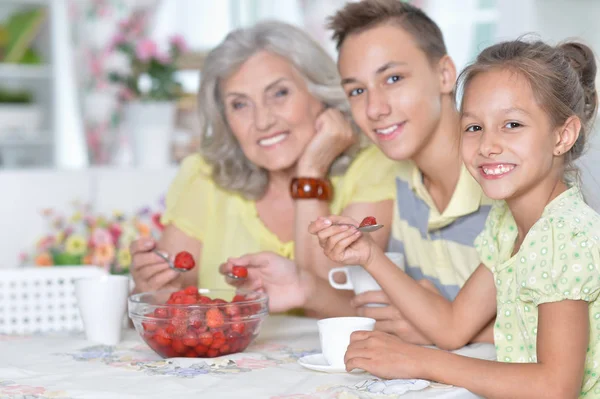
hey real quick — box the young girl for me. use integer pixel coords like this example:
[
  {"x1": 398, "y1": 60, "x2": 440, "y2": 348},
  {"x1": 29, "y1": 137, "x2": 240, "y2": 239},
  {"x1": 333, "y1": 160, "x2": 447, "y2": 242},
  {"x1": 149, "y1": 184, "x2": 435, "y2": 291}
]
[{"x1": 310, "y1": 39, "x2": 600, "y2": 398}]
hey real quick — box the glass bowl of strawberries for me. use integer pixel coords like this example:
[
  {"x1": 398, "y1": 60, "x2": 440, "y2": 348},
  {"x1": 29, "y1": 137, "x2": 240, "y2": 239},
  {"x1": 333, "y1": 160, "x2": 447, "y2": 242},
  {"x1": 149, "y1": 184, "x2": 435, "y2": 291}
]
[{"x1": 128, "y1": 286, "x2": 268, "y2": 358}]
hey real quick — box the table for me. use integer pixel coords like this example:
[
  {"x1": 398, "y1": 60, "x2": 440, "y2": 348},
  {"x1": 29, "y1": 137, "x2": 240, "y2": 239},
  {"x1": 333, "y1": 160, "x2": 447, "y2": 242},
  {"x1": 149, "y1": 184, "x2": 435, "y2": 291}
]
[{"x1": 0, "y1": 316, "x2": 496, "y2": 398}]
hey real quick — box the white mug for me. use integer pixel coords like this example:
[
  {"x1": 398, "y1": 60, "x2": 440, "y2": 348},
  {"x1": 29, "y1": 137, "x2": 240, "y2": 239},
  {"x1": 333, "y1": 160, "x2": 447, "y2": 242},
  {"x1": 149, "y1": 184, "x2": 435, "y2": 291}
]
[
  {"x1": 75, "y1": 275, "x2": 130, "y2": 345},
  {"x1": 318, "y1": 317, "x2": 375, "y2": 368},
  {"x1": 328, "y1": 252, "x2": 404, "y2": 306}
]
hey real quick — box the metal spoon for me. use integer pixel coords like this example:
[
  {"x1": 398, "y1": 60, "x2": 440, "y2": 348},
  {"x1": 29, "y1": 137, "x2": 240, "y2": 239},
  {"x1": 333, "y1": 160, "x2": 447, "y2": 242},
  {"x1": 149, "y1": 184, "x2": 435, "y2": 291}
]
[
  {"x1": 152, "y1": 249, "x2": 188, "y2": 273},
  {"x1": 358, "y1": 224, "x2": 384, "y2": 233},
  {"x1": 336, "y1": 223, "x2": 385, "y2": 233},
  {"x1": 225, "y1": 272, "x2": 247, "y2": 281}
]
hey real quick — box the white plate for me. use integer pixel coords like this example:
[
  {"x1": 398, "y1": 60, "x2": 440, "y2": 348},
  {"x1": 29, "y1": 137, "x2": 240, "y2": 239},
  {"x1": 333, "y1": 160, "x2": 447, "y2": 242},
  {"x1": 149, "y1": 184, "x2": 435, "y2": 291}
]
[{"x1": 298, "y1": 353, "x2": 347, "y2": 373}]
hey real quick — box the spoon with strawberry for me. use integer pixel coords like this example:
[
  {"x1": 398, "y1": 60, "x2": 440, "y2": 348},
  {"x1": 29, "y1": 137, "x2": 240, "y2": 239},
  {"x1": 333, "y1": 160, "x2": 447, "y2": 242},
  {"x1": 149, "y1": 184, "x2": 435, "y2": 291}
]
[
  {"x1": 153, "y1": 250, "x2": 196, "y2": 272},
  {"x1": 226, "y1": 265, "x2": 248, "y2": 281},
  {"x1": 356, "y1": 216, "x2": 384, "y2": 233}
]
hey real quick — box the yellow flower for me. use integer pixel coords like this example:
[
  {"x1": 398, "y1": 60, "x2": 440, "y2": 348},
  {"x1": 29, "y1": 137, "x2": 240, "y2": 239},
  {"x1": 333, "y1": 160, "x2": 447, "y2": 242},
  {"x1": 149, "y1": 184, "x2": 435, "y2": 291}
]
[
  {"x1": 70, "y1": 211, "x2": 82, "y2": 223},
  {"x1": 35, "y1": 252, "x2": 53, "y2": 266},
  {"x1": 65, "y1": 234, "x2": 87, "y2": 256},
  {"x1": 55, "y1": 231, "x2": 66, "y2": 245},
  {"x1": 117, "y1": 248, "x2": 131, "y2": 269}
]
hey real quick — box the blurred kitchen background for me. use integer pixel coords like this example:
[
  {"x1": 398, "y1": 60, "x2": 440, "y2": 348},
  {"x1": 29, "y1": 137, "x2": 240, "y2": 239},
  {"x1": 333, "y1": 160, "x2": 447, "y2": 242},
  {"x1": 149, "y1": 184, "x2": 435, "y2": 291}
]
[{"x1": 1, "y1": 0, "x2": 599, "y2": 268}]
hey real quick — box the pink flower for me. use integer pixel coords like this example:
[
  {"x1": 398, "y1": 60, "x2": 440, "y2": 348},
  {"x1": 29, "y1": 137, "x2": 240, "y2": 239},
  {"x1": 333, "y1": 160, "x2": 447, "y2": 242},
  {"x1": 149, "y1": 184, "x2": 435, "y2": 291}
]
[
  {"x1": 156, "y1": 52, "x2": 171, "y2": 65},
  {"x1": 108, "y1": 33, "x2": 127, "y2": 52},
  {"x1": 92, "y1": 227, "x2": 113, "y2": 246},
  {"x1": 170, "y1": 35, "x2": 187, "y2": 53},
  {"x1": 119, "y1": 87, "x2": 136, "y2": 101},
  {"x1": 135, "y1": 39, "x2": 157, "y2": 62}
]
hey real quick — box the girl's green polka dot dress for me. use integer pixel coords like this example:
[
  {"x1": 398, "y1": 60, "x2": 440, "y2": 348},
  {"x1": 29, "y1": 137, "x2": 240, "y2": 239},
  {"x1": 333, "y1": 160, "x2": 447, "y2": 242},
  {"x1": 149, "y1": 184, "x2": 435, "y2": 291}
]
[{"x1": 475, "y1": 187, "x2": 600, "y2": 397}]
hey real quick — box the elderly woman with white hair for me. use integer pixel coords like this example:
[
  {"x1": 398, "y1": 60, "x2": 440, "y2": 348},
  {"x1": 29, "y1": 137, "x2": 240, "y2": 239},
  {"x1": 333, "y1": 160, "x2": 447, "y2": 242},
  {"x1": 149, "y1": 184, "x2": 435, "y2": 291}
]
[{"x1": 130, "y1": 21, "x2": 397, "y2": 293}]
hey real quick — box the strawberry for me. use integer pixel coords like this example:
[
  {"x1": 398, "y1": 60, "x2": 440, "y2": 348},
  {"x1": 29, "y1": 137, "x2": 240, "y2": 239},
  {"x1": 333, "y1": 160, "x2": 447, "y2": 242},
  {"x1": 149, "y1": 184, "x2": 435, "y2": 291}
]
[
  {"x1": 232, "y1": 294, "x2": 246, "y2": 303},
  {"x1": 206, "y1": 307, "x2": 224, "y2": 328},
  {"x1": 198, "y1": 332, "x2": 213, "y2": 347},
  {"x1": 231, "y1": 322, "x2": 246, "y2": 335},
  {"x1": 173, "y1": 251, "x2": 195, "y2": 270},
  {"x1": 171, "y1": 338, "x2": 187, "y2": 354},
  {"x1": 182, "y1": 332, "x2": 199, "y2": 347},
  {"x1": 224, "y1": 304, "x2": 241, "y2": 318},
  {"x1": 183, "y1": 286, "x2": 198, "y2": 296},
  {"x1": 231, "y1": 265, "x2": 248, "y2": 278},
  {"x1": 359, "y1": 216, "x2": 377, "y2": 227},
  {"x1": 206, "y1": 348, "x2": 220, "y2": 357},
  {"x1": 154, "y1": 328, "x2": 172, "y2": 346},
  {"x1": 194, "y1": 343, "x2": 209, "y2": 356},
  {"x1": 154, "y1": 308, "x2": 170, "y2": 318},
  {"x1": 197, "y1": 296, "x2": 212, "y2": 305}
]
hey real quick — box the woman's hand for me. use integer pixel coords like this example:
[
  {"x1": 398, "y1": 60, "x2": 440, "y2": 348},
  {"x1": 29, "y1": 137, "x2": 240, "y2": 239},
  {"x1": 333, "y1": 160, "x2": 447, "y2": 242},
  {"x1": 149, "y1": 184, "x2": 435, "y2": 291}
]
[
  {"x1": 219, "y1": 251, "x2": 306, "y2": 313},
  {"x1": 129, "y1": 237, "x2": 183, "y2": 293},
  {"x1": 297, "y1": 108, "x2": 356, "y2": 177}
]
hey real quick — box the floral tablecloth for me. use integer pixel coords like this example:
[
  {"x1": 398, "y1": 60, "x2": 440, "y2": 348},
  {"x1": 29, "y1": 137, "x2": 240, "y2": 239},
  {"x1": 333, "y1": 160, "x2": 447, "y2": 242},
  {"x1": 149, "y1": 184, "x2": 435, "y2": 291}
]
[{"x1": 0, "y1": 316, "x2": 495, "y2": 399}]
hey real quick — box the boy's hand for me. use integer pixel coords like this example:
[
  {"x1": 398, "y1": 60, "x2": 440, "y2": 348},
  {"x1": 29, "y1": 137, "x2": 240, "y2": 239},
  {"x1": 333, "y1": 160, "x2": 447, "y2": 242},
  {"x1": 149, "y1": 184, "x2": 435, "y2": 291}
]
[{"x1": 308, "y1": 216, "x2": 377, "y2": 266}]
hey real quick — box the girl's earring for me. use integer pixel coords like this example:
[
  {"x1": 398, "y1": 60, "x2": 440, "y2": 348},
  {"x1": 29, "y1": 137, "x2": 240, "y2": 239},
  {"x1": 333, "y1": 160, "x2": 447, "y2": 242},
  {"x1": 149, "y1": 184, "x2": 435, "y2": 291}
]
[{"x1": 556, "y1": 150, "x2": 561, "y2": 155}]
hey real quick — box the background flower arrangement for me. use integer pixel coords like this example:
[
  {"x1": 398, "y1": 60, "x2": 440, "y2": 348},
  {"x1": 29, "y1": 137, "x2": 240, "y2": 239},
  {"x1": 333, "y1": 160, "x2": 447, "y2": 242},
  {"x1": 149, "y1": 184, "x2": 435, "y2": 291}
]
[
  {"x1": 108, "y1": 14, "x2": 187, "y2": 102},
  {"x1": 20, "y1": 200, "x2": 165, "y2": 274}
]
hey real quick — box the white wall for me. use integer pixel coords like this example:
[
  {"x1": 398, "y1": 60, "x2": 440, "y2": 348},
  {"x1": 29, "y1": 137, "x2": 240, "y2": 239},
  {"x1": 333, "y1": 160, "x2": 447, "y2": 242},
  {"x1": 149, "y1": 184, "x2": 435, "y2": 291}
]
[{"x1": 532, "y1": 0, "x2": 600, "y2": 210}]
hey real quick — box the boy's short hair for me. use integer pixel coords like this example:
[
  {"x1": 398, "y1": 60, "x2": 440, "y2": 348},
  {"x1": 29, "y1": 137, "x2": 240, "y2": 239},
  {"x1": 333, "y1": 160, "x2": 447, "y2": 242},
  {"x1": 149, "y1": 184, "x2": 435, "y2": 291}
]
[{"x1": 328, "y1": 0, "x2": 447, "y2": 63}]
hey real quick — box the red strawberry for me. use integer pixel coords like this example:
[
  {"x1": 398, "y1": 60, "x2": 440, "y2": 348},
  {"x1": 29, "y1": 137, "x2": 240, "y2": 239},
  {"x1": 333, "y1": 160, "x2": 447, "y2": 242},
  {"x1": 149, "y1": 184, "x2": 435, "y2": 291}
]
[
  {"x1": 206, "y1": 307, "x2": 224, "y2": 328},
  {"x1": 359, "y1": 216, "x2": 377, "y2": 227},
  {"x1": 194, "y1": 343, "x2": 209, "y2": 355},
  {"x1": 197, "y1": 296, "x2": 212, "y2": 305},
  {"x1": 231, "y1": 265, "x2": 248, "y2": 278},
  {"x1": 171, "y1": 338, "x2": 187, "y2": 354},
  {"x1": 224, "y1": 304, "x2": 241, "y2": 318},
  {"x1": 154, "y1": 308, "x2": 170, "y2": 318},
  {"x1": 154, "y1": 329, "x2": 172, "y2": 346},
  {"x1": 206, "y1": 348, "x2": 219, "y2": 357},
  {"x1": 182, "y1": 332, "x2": 199, "y2": 347},
  {"x1": 142, "y1": 321, "x2": 158, "y2": 332},
  {"x1": 198, "y1": 332, "x2": 213, "y2": 347},
  {"x1": 232, "y1": 294, "x2": 246, "y2": 303},
  {"x1": 173, "y1": 251, "x2": 195, "y2": 270},
  {"x1": 231, "y1": 322, "x2": 246, "y2": 335},
  {"x1": 181, "y1": 295, "x2": 197, "y2": 305},
  {"x1": 183, "y1": 286, "x2": 198, "y2": 296}
]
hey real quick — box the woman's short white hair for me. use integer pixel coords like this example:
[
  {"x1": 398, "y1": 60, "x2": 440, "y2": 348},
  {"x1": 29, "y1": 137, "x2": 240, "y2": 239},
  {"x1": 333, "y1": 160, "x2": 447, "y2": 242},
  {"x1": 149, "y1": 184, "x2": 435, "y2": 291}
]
[{"x1": 198, "y1": 20, "x2": 365, "y2": 200}]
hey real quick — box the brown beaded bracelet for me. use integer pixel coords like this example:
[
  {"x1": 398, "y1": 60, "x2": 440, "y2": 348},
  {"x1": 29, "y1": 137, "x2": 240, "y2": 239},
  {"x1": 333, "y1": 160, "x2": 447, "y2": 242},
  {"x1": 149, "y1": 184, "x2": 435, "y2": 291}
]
[{"x1": 290, "y1": 177, "x2": 333, "y2": 201}]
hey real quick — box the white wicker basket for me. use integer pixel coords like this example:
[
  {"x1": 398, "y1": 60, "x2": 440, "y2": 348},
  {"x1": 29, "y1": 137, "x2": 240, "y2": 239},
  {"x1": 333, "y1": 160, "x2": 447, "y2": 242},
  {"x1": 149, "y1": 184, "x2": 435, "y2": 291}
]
[{"x1": 0, "y1": 266, "x2": 107, "y2": 334}]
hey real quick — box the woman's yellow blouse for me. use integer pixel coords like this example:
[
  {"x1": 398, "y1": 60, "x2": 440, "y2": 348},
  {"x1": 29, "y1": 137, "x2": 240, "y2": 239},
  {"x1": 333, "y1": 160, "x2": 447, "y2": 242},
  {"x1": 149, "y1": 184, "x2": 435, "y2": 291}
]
[{"x1": 161, "y1": 146, "x2": 398, "y2": 289}]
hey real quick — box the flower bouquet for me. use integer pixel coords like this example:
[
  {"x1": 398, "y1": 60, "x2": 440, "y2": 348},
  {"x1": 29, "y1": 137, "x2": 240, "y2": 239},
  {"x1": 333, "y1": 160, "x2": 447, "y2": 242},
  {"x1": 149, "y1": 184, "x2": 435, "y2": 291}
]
[{"x1": 20, "y1": 200, "x2": 165, "y2": 274}]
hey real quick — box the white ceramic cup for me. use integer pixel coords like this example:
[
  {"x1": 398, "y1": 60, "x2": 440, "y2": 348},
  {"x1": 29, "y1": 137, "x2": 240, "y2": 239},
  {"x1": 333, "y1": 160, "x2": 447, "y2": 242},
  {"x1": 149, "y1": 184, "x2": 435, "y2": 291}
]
[
  {"x1": 318, "y1": 316, "x2": 376, "y2": 368},
  {"x1": 328, "y1": 252, "x2": 404, "y2": 306},
  {"x1": 75, "y1": 275, "x2": 130, "y2": 345}
]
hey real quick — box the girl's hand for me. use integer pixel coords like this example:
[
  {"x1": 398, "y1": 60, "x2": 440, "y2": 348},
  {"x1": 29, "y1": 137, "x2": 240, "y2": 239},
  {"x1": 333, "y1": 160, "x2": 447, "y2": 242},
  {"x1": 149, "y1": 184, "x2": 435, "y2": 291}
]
[
  {"x1": 297, "y1": 108, "x2": 356, "y2": 177},
  {"x1": 345, "y1": 330, "x2": 426, "y2": 379},
  {"x1": 308, "y1": 215, "x2": 376, "y2": 266}
]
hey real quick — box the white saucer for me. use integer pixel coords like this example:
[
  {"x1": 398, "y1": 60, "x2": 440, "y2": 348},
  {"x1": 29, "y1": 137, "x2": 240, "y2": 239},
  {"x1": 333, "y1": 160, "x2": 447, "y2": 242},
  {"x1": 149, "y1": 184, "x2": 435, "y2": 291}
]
[{"x1": 298, "y1": 353, "x2": 358, "y2": 373}]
